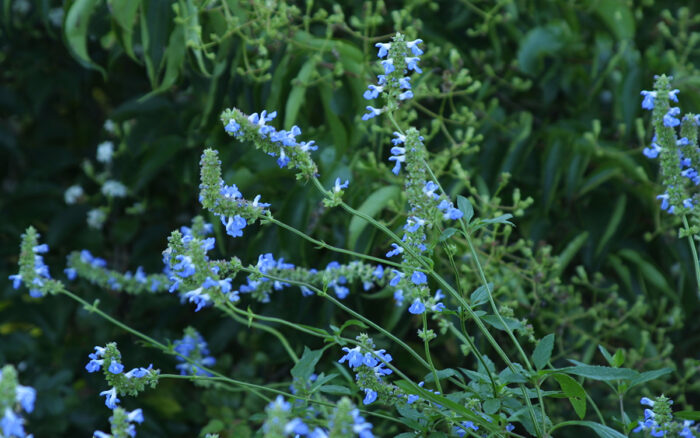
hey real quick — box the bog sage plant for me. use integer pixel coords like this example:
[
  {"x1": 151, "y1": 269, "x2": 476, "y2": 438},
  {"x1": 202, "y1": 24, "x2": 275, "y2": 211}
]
[{"x1": 8, "y1": 33, "x2": 697, "y2": 438}]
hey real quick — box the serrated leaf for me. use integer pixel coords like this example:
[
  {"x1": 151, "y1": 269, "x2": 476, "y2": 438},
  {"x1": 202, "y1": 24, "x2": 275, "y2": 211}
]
[
  {"x1": 482, "y1": 315, "x2": 522, "y2": 331},
  {"x1": 423, "y1": 368, "x2": 460, "y2": 383},
  {"x1": 564, "y1": 364, "x2": 638, "y2": 381},
  {"x1": 469, "y1": 284, "x2": 492, "y2": 306},
  {"x1": 552, "y1": 373, "x2": 586, "y2": 419},
  {"x1": 318, "y1": 385, "x2": 351, "y2": 395},
  {"x1": 627, "y1": 368, "x2": 672, "y2": 390},
  {"x1": 533, "y1": 334, "x2": 555, "y2": 370},
  {"x1": 290, "y1": 347, "x2": 322, "y2": 381},
  {"x1": 439, "y1": 227, "x2": 458, "y2": 242},
  {"x1": 457, "y1": 195, "x2": 474, "y2": 223}
]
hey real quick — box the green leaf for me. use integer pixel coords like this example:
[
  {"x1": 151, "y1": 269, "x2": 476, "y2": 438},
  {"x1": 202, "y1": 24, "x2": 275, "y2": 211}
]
[
  {"x1": 482, "y1": 315, "x2": 522, "y2": 331},
  {"x1": 457, "y1": 195, "x2": 474, "y2": 223},
  {"x1": 517, "y1": 22, "x2": 569, "y2": 76},
  {"x1": 469, "y1": 284, "x2": 492, "y2": 306},
  {"x1": 676, "y1": 411, "x2": 700, "y2": 421},
  {"x1": 555, "y1": 232, "x2": 589, "y2": 277},
  {"x1": 317, "y1": 385, "x2": 351, "y2": 395},
  {"x1": 142, "y1": 23, "x2": 186, "y2": 97},
  {"x1": 64, "y1": 0, "x2": 105, "y2": 76},
  {"x1": 423, "y1": 368, "x2": 460, "y2": 383},
  {"x1": 595, "y1": 194, "x2": 626, "y2": 255},
  {"x1": 347, "y1": 186, "x2": 400, "y2": 250},
  {"x1": 290, "y1": 347, "x2": 322, "y2": 381},
  {"x1": 481, "y1": 214, "x2": 514, "y2": 226},
  {"x1": 618, "y1": 249, "x2": 676, "y2": 301},
  {"x1": 592, "y1": 0, "x2": 635, "y2": 40},
  {"x1": 482, "y1": 398, "x2": 500, "y2": 415},
  {"x1": 627, "y1": 368, "x2": 672, "y2": 390},
  {"x1": 109, "y1": 0, "x2": 140, "y2": 60},
  {"x1": 611, "y1": 350, "x2": 625, "y2": 368},
  {"x1": 554, "y1": 421, "x2": 626, "y2": 438},
  {"x1": 552, "y1": 373, "x2": 586, "y2": 419},
  {"x1": 439, "y1": 227, "x2": 458, "y2": 242},
  {"x1": 533, "y1": 334, "x2": 555, "y2": 370},
  {"x1": 284, "y1": 58, "x2": 317, "y2": 127},
  {"x1": 564, "y1": 364, "x2": 638, "y2": 381},
  {"x1": 598, "y1": 345, "x2": 614, "y2": 366}
]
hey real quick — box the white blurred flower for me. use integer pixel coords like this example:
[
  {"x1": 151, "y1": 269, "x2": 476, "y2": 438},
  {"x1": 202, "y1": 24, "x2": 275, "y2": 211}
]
[
  {"x1": 64, "y1": 185, "x2": 84, "y2": 204},
  {"x1": 101, "y1": 180, "x2": 127, "y2": 198},
  {"x1": 87, "y1": 209, "x2": 107, "y2": 229},
  {"x1": 97, "y1": 141, "x2": 114, "y2": 163},
  {"x1": 103, "y1": 119, "x2": 116, "y2": 133}
]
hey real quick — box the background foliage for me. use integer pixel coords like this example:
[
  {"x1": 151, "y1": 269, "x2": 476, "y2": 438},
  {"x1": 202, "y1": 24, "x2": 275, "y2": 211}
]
[{"x1": 1, "y1": 0, "x2": 699, "y2": 436}]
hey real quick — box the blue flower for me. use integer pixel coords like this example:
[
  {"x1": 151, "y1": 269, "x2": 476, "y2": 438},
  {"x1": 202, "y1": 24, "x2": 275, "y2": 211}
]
[
  {"x1": 268, "y1": 395, "x2": 291, "y2": 412},
  {"x1": 1, "y1": 408, "x2": 26, "y2": 438},
  {"x1": 339, "y1": 346, "x2": 364, "y2": 368},
  {"x1": 668, "y1": 89, "x2": 680, "y2": 102},
  {"x1": 398, "y1": 76, "x2": 411, "y2": 89},
  {"x1": 640, "y1": 90, "x2": 656, "y2": 110},
  {"x1": 388, "y1": 147, "x2": 406, "y2": 174},
  {"x1": 405, "y1": 57, "x2": 422, "y2": 73},
  {"x1": 363, "y1": 84, "x2": 384, "y2": 100},
  {"x1": 222, "y1": 214, "x2": 247, "y2": 238},
  {"x1": 15, "y1": 385, "x2": 36, "y2": 413},
  {"x1": 183, "y1": 287, "x2": 211, "y2": 312},
  {"x1": 393, "y1": 289, "x2": 404, "y2": 306},
  {"x1": 437, "y1": 199, "x2": 463, "y2": 220},
  {"x1": 285, "y1": 418, "x2": 310, "y2": 435},
  {"x1": 683, "y1": 198, "x2": 694, "y2": 209},
  {"x1": 333, "y1": 178, "x2": 349, "y2": 193},
  {"x1": 643, "y1": 142, "x2": 661, "y2": 159},
  {"x1": 398, "y1": 90, "x2": 413, "y2": 101},
  {"x1": 406, "y1": 39, "x2": 423, "y2": 56},
  {"x1": 362, "y1": 106, "x2": 382, "y2": 121},
  {"x1": 100, "y1": 387, "x2": 120, "y2": 409},
  {"x1": 108, "y1": 362, "x2": 124, "y2": 374},
  {"x1": 386, "y1": 243, "x2": 404, "y2": 257},
  {"x1": 404, "y1": 216, "x2": 425, "y2": 233},
  {"x1": 408, "y1": 298, "x2": 425, "y2": 314},
  {"x1": 380, "y1": 59, "x2": 395, "y2": 74},
  {"x1": 375, "y1": 42, "x2": 391, "y2": 58},
  {"x1": 657, "y1": 193, "x2": 673, "y2": 213},
  {"x1": 640, "y1": 397, "x2": 655, "y2": 407},
  {"x1": 372, "y1": 265, "x2": 384, "y2": 279},
  {"x1": 411, "y1": 271, "x2": 427, "y2": 285},
  {"x1": 349, "y1": 408, "x2": 374, "y2": 437},
  {"x1": 389, "y1": 270, "x2": 404, "y2": 287},
  {"x1": 407, "y1": 394, "x2": 419, "y2": 404},
  {"x1": 225, "y1": 119, "x2": 241, "y2": 135},
  {"x1": 128, "y1": 408, "x2": 145, "y2": 424},
  {"x1": 8, "y1": 274, "x2": 22, "y2": 289},
  {"x1": 363, "y1": 388, "x2": 378, "y2": 405},
  {"x1": 663, "y1": 107, "x2": 681, "y2": 127}
]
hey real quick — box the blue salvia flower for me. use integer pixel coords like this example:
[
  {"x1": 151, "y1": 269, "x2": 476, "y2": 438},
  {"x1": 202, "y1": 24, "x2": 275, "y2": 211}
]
[
  {"x1": 406, "y1": 39, "x2": 424, "y2": 56},
  {"x1": 408, "y1": 298, "x2": 426, "y2": 314},
  {"x1": 375, "y1": 42, "x2": 391, "y2": 58},
  {"x1": 173, "y1": 328, "x2": 216, "y2": 377},
  {"x1": 362, "y1": 105, "x2": 382, "y2": 121},
  {"x1": 393, "y1": 289, "x2": 404, "y2": 306},
  {"x1": 641, "y1": 90, "x2": 657, "y2": 110},
  {"x1": 100, "y1": 387, "x2": 120, "y2": 409},
  {"x1": 1, "y1": 408, "x2": 26, "y2": 438},
  {"x1": 664, "y1": 107, "x2": 681, "y2": 127}
]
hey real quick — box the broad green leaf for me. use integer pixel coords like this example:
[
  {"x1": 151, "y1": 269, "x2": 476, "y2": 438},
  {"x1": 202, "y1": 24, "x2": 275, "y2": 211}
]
[
  {"x1": 482, "y1": 315, "x2": 522, "y2": 331},
  {"x1": 533, "y1": 334, "x2": 555, "y2": 370},
  {"x1": 284, "y1": 58, "x2": 317, "y2": 128},
  {"x1": 627, "y1": 368, "x2": 672, "y2": 390},
  {"x1": 552, "y1": 373, "x2": 586, "y2": 419},
  {"x1": 317, "y1": 385, "x2": 351, "y2": 395},
  {"x1": 457, "y1": 195, "x2": 474, "y2": 223},
  {"x1": 553, "y1": 421, "x2": 626, "y2": 438},
  {"x1": 676, "y1": 411, "x2": 700, "y2": 421},
  {"x1": 469, "y1": 284, "x2": 492, "y2": 306},
  {"x1": 517, "y1": 22, "x2": 569, "y2": 75},
  {"x1": 290, "y1": 347, "x2": 322, "y2": 381},
  {"x1": 611, "y1": 350, "x2": 625, "y2": 368},
  {"x1": 439, "y1": 227, "x2": 458, "y2": 242},
  {"x1": 142, "y1": 23, "x2": 186, "y2": 98},
  {"x1": 348, "y1": 186, "x2": 400, "y2": 251},
  {"x1": 64, "y1": 0, "x2": 105, "y2": 76},
  {"x1": 423, "y1": 368, "x2": 460, "y2": 383},
  {"x1": 592, "y1": 0, "x2": 635, "y2": 40},
  {"x1": 565, "y1": 364, "x2": 638, "y2": 381},
  {"x1": 482, "y1": 398, "x2": 500, "y2": 415},
  {"x1": 595, "y1": 194, "x2": 626, "y2": 255},
  {"x1": 109, "y1": 0, "x2": 140, "y2": 60}
]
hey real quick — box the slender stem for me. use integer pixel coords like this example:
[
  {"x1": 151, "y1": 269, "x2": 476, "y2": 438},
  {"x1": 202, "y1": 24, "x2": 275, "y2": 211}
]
[
  {"x1": 268, "y1": 216, "x2": 408, "y2": 270},
  {"x1": 422, "y1": 312, "x2": 442, "y2": 394},
  {"x1": 218, "y1": 302, "x2": 299, "y2": 362},
  {"x1": 682, "y1": 215, "x2": 700, "y2": 298}
]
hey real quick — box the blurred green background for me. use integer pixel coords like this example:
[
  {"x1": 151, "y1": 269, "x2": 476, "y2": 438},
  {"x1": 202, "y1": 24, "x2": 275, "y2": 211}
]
[{"x1": 1, "y1": 0, "x2": 699, "y2": 436}]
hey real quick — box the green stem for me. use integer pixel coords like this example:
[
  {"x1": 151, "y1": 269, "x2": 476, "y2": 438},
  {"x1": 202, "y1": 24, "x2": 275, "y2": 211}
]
[
  {"x1": 268, "y1": 216, "x2": 408, "y2": 270},
  {"x1": 422, "y1": 312, "x2": 442, "y2": 394},
  {"x1": 682, "y1": 215, "x2": 700, "y2": 298},
  {"x1": 218, "y1": 302, "x2": 299, "y2": 362}
]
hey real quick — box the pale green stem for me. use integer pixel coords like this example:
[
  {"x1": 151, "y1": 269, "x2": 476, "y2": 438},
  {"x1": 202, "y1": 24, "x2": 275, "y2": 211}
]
[{"x1": 682, "y1": 215, "x2": 700, "y2": 299}]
